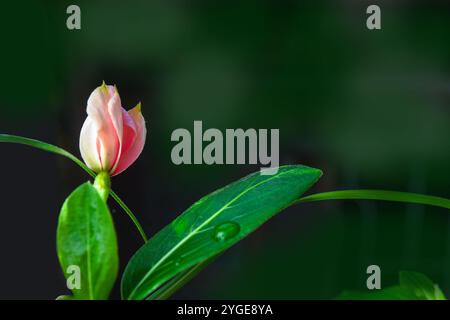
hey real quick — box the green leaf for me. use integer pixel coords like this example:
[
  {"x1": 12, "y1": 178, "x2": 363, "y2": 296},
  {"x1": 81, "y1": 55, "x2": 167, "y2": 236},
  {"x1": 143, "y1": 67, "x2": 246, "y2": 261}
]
[
  {"x1": 399, "y1": 271, "x2": 446, "y2": 300},
  {"x1": 121, "y1": 165, "x2": 322, "y2": 300},
  {"x1": 57, "y1": 182, "x2": 119, "y2": 300},
  {"x1": 151, "y1": 189, "x2": 450, "y2": 300},
  {"x1": 146, "y1": 255, "x2": 219, "y2": 300}
]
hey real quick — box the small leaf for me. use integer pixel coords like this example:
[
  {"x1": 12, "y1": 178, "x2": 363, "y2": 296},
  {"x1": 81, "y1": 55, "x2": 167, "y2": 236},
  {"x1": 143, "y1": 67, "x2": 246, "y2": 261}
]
[
  {"x1": 57, "y1": 182, "x2": 119, "y2": 300},
  {"x1": 399, "y1": 271, "x2": 446, "y2": 300},
  {"x1": 121, "y1": 165, "x2": 322, "y2": 300}
]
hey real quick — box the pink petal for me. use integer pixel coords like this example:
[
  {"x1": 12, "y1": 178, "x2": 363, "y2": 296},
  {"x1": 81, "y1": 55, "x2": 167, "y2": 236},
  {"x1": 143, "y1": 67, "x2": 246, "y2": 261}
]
[
  {"x1": 79, "y1": 117, "x2": 102, "y2": 172},
  {"x1": 120, "y1": 109, "x2": 138, "y2": 154},
  {"x1": 85, "y1": 84, "x2": 122, "y2": 171},
  {"x1": 112, "y1": 104, "x2": 146, "y2": 176},
  {"x1": 107, "y1": 87, "x2": 125, "y2": 173}
]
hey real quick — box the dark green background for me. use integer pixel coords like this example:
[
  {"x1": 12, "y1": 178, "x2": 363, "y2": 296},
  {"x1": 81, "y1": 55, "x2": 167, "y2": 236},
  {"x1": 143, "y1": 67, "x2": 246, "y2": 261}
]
[{"x1": 0, "y1": 0, "x2": 449, "y2": 299}]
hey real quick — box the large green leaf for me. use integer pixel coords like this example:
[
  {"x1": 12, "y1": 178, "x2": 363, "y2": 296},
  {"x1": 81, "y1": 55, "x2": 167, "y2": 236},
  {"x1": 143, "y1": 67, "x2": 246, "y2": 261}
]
[
  {"x1": 57, "y1": 182, "x2": 119, "y2": 300},
  {"x1": 121, "y1": 165, "x2": 322, "y2": 300}
]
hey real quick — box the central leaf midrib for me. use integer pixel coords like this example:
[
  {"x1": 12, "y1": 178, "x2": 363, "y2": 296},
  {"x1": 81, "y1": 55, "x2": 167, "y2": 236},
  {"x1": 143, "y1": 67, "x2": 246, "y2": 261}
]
[{"x1": 128, "y1": 169, "x2": 294, "y2": 299}]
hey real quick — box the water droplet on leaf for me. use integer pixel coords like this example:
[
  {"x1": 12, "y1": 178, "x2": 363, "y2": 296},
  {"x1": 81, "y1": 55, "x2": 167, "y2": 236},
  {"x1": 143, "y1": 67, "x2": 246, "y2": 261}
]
[{"x1": 212, "y1": 222, "x2": 240, "y2": 242}]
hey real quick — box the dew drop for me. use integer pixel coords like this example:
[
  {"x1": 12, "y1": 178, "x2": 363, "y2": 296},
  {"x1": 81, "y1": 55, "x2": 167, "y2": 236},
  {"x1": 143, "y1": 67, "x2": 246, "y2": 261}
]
[{"x1": 212, "y1": 221, "x2": 240, "y2": 242}]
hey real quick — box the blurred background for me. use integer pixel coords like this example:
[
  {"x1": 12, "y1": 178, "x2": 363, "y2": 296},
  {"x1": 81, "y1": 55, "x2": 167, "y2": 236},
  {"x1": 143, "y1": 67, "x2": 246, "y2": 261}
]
[{"x1": 0, "y1": 0, "x2": 449, "y2": 299}]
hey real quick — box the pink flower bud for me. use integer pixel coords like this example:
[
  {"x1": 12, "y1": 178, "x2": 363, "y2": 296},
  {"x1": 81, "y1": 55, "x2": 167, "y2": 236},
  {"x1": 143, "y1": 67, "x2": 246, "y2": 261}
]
[{"x1": 79, "y1": 83, "x2": 147, "y2": 176}]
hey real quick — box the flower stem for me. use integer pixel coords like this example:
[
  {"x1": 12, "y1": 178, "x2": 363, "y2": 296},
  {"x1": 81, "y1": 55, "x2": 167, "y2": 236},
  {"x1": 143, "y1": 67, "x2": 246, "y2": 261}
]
[
  {"x1": 94, "y1": 171, "x2": 111, "y2": 202},
  {"x1": 110, "y1": 191, "x2": 148, "y2": 242}
]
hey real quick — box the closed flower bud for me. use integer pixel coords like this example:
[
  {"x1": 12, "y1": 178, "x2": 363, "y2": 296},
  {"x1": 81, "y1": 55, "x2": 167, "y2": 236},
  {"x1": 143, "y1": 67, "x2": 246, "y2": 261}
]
[{"x1": 79, "y1": 82, "x2": 147, "y2": 176}]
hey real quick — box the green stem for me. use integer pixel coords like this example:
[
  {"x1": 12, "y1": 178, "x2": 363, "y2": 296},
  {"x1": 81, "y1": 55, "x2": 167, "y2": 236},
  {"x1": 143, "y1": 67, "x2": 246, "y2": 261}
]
[
  {"x1": 94, "y1": 171, "x2": 111, "y2": 202},
  {"x1": 294, "y1": 189, "x2": 450, "y2": 210},
  {"x1": 110, "y1": 191, "x2": 148, "y2": 242},
  {"x1": 0, "y1": 134, "x2": 148, "y2": 243}
]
